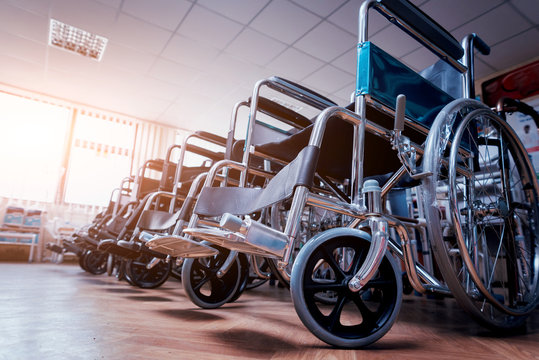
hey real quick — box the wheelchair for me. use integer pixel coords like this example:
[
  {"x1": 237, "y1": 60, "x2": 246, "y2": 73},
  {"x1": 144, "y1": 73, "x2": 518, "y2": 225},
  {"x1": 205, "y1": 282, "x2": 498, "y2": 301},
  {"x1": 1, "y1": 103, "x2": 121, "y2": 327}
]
[
  {"x1": 98, "y1": 133, "x2": 228, "y2": 288},
  {"x1": 175, "y1": 0, "x2": 538, "y2": 348},
  {"x1": 143, "y1": 79, "x2": 342, "y2": 307},
  {"x1": 44, "y1": 175, "x2": 135, "y2": 274}
]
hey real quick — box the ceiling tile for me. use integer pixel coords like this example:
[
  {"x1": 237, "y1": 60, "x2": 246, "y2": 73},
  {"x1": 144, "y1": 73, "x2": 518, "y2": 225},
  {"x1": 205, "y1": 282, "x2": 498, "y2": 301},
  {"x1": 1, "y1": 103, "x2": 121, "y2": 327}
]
[
  {"x1": 0, "y1": 31, "x2": 46, "y2": 65},
  {"x1": 132, "y1": 77, "x2": 184, "y2": 102},
  {"x1": 250, "y1": 0, "x2": 321, "y2": 45},
  {"x1": 472, "y1": 57, "x2": 497, "y2": 83},
  {"x1": 294, "y1": 21, "x2": 356, "y2": 62},
  {"x1": 111, "y1": 14, "x2": 173, "y2": 55},
  {"x1": 266, "y1": 47, "x2": 325, "y2": 81},
  {"x1": 189, "y1": 73, "x2": 241, "y2": 99},
  {"x1": 91, "y1": 65, "x2": 142, "y2": 93},
  {"x1": 102, "y1": 42, "x2": 156, "y2": 74},
  {"x1": 149, "y1": 58, "x2": 201, "y2": 86},
  {"x1": 47, "y1": 47, "x2": 99, "y2": 77},
  {"x1": 0, "y1": 2, "x2": 48, "y2": 43},
  {"x1": 208, "y1": 53, "x2": 272, "y2": 87},
  {"x1": 482, "y1": 28, "x2": 539, "y2": 72},
  {"x1": 50, "y1": 0, "x2": 117, "y2": 36},
  {"x1": 0, "y1": 53, "x2": 46, "y2": 88},
  {"x1": 331, "y1": 85, "x2": 355, "y2": 106},
  {"x1": 225, "y1": 28, "x2": 287, "y2": 66},
  {"x1": 302, "y1": 64, "x2": 354, "y2": 94},
  {"x1": 330, "y1": 46, "x2": 356, "y2": 75},
  {"x1": 6, "y1": 0, "x2": 53, "y2": 16},
  {"x1": 161, "y1": 34, "x2": 220, "y2": 70},
  {"x1": 93, "y1": 0, "x2": 122, "y2": 8},
  {"x1": 290, "y1": 0, "x2": 346, "y2": 17},
  {"x1": 197, "y1": 0, "x2": 269, "y2": 24},
  {"x1": 159, "y1": 93, "x2": 216, "y2": 131},
  {"x1": 450, "y1": 3, "x2": 531, "y2": 47},
  {"x1": 121, "y1": 0, "x2": 191, "y2": 31},
  {"x1": 420, "y1": 0, "x2": 504, "y2": 31},
  {"x1": 177, "y1": 5, "x2": 244, "y2": 49},
  {"x1": 121, "y1": 95, "x2": 171, "y2": 120},
  {"x1": 509, "y1": 0, "x2": 539, "y2": 25},
  {"x1": 328, "y1": 1, "x2": 389, "y2": 37}
]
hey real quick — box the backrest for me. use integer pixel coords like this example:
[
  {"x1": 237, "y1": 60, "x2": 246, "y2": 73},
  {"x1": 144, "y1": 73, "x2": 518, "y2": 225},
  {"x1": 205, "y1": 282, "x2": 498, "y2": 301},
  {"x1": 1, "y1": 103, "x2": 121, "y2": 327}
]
[
  {"x1": 356, "y1": 0, "x2": 468, "y2": 131},
  {"x1": 357, "y1": 41, "x2": 454, "y2": 129}
]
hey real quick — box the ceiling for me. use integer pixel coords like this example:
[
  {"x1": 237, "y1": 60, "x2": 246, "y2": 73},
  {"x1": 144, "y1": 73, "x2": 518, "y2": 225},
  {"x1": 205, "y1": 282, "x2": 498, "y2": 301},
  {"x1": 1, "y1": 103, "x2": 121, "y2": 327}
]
[{"x1": 0, "y1": 0, "x2": 538, "y2": 136}]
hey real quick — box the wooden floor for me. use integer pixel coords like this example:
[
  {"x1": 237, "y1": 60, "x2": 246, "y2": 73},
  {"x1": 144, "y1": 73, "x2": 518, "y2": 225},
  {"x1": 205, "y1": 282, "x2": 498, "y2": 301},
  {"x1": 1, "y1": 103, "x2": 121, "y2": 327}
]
[{"x1": 0, "y1": 262, "x2": 537, "y2": 359}]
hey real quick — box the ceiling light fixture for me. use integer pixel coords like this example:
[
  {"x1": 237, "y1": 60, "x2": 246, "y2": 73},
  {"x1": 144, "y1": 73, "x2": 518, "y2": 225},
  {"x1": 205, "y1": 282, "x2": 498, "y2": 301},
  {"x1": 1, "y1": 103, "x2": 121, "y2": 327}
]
[{"x1": 48, "y1": 19, "x2": 108, "y2": 61}]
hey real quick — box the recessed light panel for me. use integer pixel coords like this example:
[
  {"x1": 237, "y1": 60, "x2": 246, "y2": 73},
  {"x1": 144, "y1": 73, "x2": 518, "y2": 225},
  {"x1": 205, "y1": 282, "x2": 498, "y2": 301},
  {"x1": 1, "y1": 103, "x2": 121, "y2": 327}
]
[{"x1": 48, "y1": 19, "x2": 108, "y2": 61}]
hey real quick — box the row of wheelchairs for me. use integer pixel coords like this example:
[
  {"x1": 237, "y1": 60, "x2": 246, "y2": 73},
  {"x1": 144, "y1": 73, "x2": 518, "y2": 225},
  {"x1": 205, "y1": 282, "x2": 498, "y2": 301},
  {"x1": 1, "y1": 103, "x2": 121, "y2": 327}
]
[{"x1": 48, "y1": 0, "x2": 539, "y2": 348}]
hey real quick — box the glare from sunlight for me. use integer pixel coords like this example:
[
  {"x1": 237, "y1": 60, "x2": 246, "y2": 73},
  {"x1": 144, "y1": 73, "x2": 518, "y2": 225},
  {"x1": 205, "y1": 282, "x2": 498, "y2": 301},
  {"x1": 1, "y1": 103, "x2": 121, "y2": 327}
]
[{"x1": 0, "y1": 92, "x2": 70, "y2": 202}]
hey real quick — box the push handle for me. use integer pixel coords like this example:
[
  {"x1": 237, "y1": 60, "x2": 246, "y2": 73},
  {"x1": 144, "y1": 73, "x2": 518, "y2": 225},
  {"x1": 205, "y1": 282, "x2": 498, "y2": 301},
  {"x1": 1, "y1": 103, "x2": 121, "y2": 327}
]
[
  {"x1": 394, "y1": 94, "x2": 406, "y2": 132},
  {"x1": 470, "y1": 33, "x2": 490, "y2": 55}
]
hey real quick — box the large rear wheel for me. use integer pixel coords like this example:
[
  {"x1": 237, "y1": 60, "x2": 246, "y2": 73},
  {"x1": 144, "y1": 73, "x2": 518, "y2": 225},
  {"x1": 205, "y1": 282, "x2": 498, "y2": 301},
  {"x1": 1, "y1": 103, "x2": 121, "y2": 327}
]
[{"x1": 424, "y1": 100, "x2": 539, "y2": 330}]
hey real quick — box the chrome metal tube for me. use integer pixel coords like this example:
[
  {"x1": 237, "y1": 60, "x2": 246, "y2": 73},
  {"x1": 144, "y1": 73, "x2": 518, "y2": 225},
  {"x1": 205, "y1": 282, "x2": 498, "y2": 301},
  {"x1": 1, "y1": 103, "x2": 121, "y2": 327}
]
[
  {"x1": 461, "y1": 34, "x2": 474, "y2": 99},
  {"x1": 306, "y1": 193, "x2": 365, "y2": 218},
  {"x1": 349, "y1": 217, "x2": 388, "y2": 291},
  {"x1": 279, "y1": 186, "x2": 310, "y2": 276},
  {"x1": 216, "y1": 250, "x2": 239, "y2": 278}
]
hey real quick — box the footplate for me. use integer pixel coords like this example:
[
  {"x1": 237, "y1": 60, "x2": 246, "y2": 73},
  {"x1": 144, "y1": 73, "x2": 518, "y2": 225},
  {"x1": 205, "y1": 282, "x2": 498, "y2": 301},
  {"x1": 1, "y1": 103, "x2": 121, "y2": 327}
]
[
  {"x1": 146, "y1": 235, "x2": 219, "y2": 258},
  {"x1": 97, "y1": 239, "x2": 140, "y2": 259},
  {"x1": 46, "y1": 243, "x2": 64, "y2": 254},
  {"x1": 184, "y1": 223, "x2": 288, "y2": 259}
]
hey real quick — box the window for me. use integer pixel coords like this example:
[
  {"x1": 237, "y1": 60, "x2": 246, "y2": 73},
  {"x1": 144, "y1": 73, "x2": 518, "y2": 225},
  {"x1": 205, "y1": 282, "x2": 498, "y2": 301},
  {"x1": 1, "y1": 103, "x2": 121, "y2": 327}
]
[
  {"x1": 0, "y1": 92, "x2": 71, "y2": 202},
  {"x1": 64, "y1": 111, "x2": 135, "y2": 206}
]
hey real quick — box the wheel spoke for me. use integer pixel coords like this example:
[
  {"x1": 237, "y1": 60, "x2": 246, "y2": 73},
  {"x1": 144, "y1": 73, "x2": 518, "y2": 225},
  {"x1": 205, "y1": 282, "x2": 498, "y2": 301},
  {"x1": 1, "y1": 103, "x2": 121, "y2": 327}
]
[
  {"x1": 192, "y1": 272, "x2": 211, "y2": 292},
  {"x1": 326, "y1": 295, "x2": 347, "y2": 332},
  {"x1": 320, "y1": 246, "x2": 346, "y2": 279},
  {"x1": 351, "y1": 294, "x2": 377, "y2": 326},
  {"x1": 304, "y1": 282, "x2": 345, "y2": 293}
]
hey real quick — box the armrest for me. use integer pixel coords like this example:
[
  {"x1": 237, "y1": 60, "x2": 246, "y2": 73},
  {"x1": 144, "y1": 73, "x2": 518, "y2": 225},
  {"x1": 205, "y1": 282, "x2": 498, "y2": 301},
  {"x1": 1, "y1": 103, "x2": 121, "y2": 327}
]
[
  {"x1": 255, "y1": 96, "x2": 312, "y2": 129},
  {"x1": 184, "y1": 143, "x2": 225, "y2": 162},
  {"x1": 378, "y1": 0, "x2": 464, "y2": 61},
  {"x1": 268, "y1": 76, "x2": 337, "y2": 110},
  {"x1": 193, "y1": 131, "x2": 227, "y2": 146}
]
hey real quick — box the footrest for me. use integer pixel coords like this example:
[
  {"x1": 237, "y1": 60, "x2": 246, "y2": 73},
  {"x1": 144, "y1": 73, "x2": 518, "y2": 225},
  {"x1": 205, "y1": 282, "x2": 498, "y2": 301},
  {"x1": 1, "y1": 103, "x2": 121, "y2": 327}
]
[
  {"x1": 146, "y1": 235, "x2": 219, "y2": 258},
  {"x1": 46, "y1": 243, "x2": 64, "y2": 254},
  {"x1": 98, "y1": 239, "x2": 140, "y2": 259},
  {"x1": 61, "y1": 241, "x2": 84, "y2": 256},
  {"x1": 183, "y1": 227, "x2": 285, "y2": 258}
]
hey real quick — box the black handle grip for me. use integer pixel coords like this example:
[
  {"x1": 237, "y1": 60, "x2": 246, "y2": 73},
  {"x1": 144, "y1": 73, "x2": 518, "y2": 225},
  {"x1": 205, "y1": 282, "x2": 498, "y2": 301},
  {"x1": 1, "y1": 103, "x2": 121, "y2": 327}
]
[
  {"x1": 471, "y1": 33, "x2": 490, "y2": 55},
  {"x1": 193, "y1": 131, "x2": 227, "y2": 146}
]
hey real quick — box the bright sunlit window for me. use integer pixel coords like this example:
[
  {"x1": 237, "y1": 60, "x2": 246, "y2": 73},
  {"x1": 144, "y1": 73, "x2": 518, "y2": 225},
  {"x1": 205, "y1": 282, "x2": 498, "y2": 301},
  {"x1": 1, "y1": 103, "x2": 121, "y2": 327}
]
[
  {"x1": 64, "y1": 112, "x2": 135, "y2": 206},
  {"x1": 0, "y1": 92, "x2": 71, "y2": 202}
]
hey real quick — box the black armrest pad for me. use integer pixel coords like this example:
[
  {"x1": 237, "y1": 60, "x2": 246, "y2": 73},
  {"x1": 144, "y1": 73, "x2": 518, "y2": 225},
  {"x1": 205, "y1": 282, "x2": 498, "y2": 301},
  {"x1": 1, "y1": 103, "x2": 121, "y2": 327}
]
[
  {"x1": 256, "y1": 96, "x2": 312, "y2": 129},
  {"x1": 184, "y1": 143, "x2": 224, "y2": 162},
  {"x1": 379, "y1": 0, "x2": 463, "y2": 61},
  {"x1": 194, "y1": 131, "x2": 227, "y2": 145},
  {"x1": 268, "y1": 76, "x2": 337, "y2": 109}
]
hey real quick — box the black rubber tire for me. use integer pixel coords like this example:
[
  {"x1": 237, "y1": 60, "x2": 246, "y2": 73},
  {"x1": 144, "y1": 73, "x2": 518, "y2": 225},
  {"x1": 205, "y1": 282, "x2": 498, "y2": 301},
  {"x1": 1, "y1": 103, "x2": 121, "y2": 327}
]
[
  {"x1": 125, "y1": 253, "x2": 172, "y2": 289},
  {"x1": 291, "y1": 228, "x2": 402, "y2": 348},
  {"x1": 83, "y1": 250, "x2": 108, "y2": 275},
  {"x1": 181, "y1": 243, "x2": 241, "y2": 309},
  {"x1": 424, "y1": 100, "x2": 539, "y2": 330}
]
